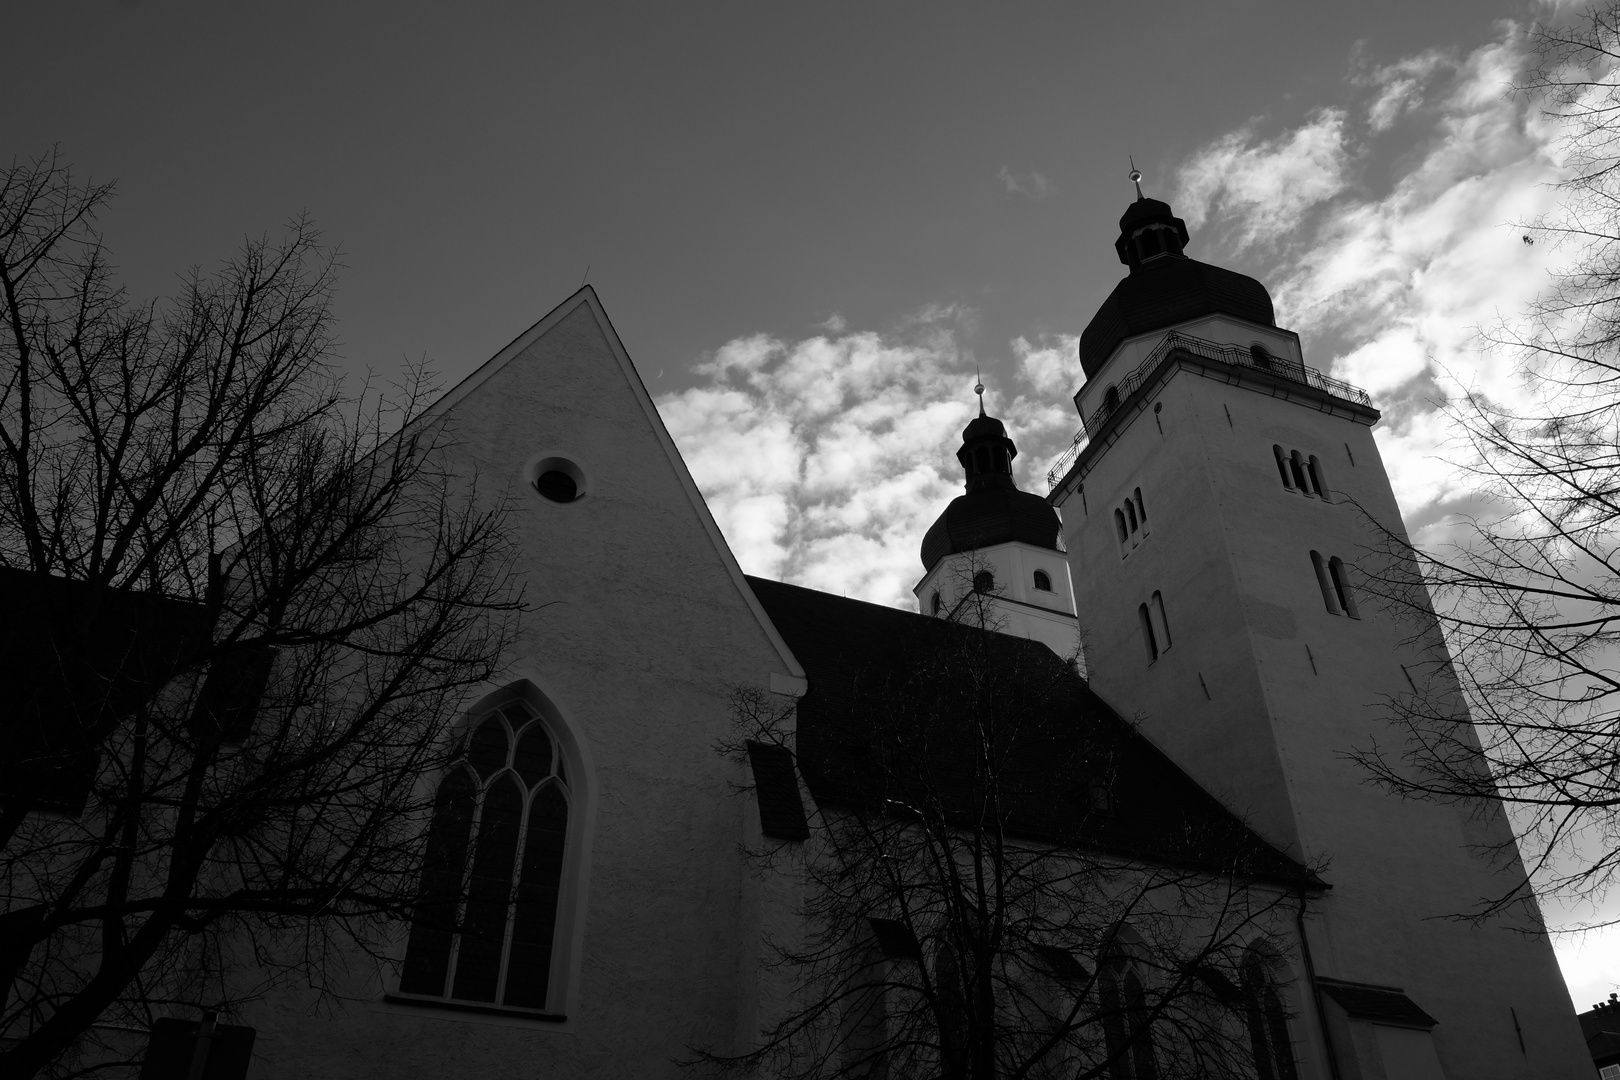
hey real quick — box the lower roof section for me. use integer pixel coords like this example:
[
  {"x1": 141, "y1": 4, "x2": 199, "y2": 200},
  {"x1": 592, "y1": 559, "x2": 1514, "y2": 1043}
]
[{"x1": 745, "y1": 575, "x2": 1318, "y2": 887}]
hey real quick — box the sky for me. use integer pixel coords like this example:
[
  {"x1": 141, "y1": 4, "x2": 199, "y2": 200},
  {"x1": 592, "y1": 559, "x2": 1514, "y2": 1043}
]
[{"x1": 4, "y1": 0, "x2": 1614, "y2": 1008}]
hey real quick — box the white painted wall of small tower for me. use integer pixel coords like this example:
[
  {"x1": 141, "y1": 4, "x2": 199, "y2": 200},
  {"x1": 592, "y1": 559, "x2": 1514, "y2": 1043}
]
[
  {"x1": 912, "y1": 541, "x2": 1079, "y2": 660},
  {"x1": 1053, "y1": 328, "x2": 1590, "y2": 1080}
]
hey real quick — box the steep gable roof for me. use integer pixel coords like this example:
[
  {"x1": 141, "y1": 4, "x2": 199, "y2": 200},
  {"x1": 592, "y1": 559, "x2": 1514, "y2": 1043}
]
[
  {"x1": 746, "y1": 576, "x2": 1317, "y2": 887},
  {"x1": 409, "y1": 286, "x2": 803, "y2": 684}
]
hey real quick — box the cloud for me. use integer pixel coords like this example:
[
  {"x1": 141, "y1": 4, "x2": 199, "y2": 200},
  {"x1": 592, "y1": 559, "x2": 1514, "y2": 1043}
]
[
  {"x1": 997, "y1": 165, "x2": 1056, "y2": 199},
  {"x1": 1176, "y1": 108, "x2": 1352, "y2": 249},
  {"x1": 659, "y1": 317, "x2": 1080, "y2": 610},
  {"x1": 1173, "y1": 24, "x2": 1566, "y2": 531}
]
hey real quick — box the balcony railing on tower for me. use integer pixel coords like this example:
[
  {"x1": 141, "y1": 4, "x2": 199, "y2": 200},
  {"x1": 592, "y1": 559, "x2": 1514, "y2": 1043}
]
[{"x1": 1045, "y1": 332, "x2": 1372, "y2": 490}]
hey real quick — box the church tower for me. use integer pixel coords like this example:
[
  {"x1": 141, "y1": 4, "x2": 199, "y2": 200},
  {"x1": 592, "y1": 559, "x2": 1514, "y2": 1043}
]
[
  {"x1": 1048, "y1": 189, "x2": 1589, "y2": 1079},
  {"x1": 914, "y1": 389, "x2": 1078, "y2": 658}
]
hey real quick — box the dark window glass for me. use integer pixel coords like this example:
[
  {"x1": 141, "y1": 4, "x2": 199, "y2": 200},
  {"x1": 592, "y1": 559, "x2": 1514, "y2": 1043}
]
[
  {"x1": 466, "y1": 719, "x2": 509, "y2": 779},
  {"x1": 1329, "y1": 557, "x2": 1359, "y2": 618},
  {"x1": 973, "y1": 571, "x2": 994, "y2": 594},
  {"x1": 1151, "y1": 592, "x2": 1172, "y2": 650},
  {"x1": 1289, "y1": 452, "x2": 1310, "y2": 493},
  {"x1": 512, "y1": 724, "x2": 552, "y2": 788},
  {"x1": 504, "y1": 783, "x2": 570, "y2": 1008},
  {"x1": 1104, "y1": 385, "x2": 1120, "y2": 412},
  {"x1": 1126, "y1": 500, "x2": 1139, "y2": 533},
  {"x1": 451, "y1": 774, "x2": 524, "y2": 1002},
  {"x1": 1307, "y1": 455, "x2": 1326, "y2": 497},
  {"x1": 930, "y1": 592, "x2": 942, "y2": 615},
  {"x1": 1138, "y1": 604, "x2": 1159, "y2": 662},
  {"x1": 399, "y1": 767, "x2": 479, "y2": 996},
  {"x1": 1251, "y1": 343, "x2": 1273, "y2": 370},
  {"x1": 1273, "y1": 446, "x2": 1293, "y2": 489},
  {"x1": 1310, "y1": 551, "x2": 1341, "y2": 615},
  {"x1": 1243, "y1": 955, "x2": 1300, "y2": 1080},
  {"x1": 1134, "y1": 487, "x2": 1146, "y2": 522},
  {"x1": 1033, "y1": 570, "x2": 1051, "y2": 591},
  {"x1": 1115, "y1": 509, "x2": 1128, "y2": 543},
  {"x1": 535, "y1": 470, "x2": 578, "y2": 503}
]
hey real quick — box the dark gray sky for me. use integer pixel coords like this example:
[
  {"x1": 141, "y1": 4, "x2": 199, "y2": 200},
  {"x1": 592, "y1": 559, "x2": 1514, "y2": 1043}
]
[{"x1": 3, "y1": 0, "x2": 1526, "y2": 392}]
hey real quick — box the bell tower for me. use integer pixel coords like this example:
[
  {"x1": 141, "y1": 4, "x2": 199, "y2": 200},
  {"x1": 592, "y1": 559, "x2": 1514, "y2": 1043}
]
[
  {"x1": 1047, "y1": 187, "x2": 1589, "y2": 1079},
  {"x1": 914, "y1": 385, "x2": 1077, "y2": 659}
]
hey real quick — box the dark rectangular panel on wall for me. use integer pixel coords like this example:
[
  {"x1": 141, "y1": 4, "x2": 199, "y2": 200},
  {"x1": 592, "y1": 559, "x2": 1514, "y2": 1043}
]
[{"x1": 746, "y1": 740, "x2": 810, "y2": 840}]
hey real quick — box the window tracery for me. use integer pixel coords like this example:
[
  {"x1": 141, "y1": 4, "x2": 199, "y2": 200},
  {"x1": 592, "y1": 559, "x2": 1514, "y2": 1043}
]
[{"x1": 398, "y1": 699, "x2": 573, "y2": 1012}]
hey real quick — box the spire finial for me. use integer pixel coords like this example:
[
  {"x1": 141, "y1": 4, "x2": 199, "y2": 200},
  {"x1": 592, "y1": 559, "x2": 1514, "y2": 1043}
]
[
  {"x1": 1129, "y1": 156, "x2": 1145, "y2": 201},
  {"x1": 974, "y1": 369, "x2": 986, "y2": 416}
]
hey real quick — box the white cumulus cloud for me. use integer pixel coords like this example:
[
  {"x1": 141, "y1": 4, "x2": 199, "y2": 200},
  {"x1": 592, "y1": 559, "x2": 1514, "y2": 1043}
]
[{"x1": 659, "y1": 319, "x2": 1080, "y2": 610}]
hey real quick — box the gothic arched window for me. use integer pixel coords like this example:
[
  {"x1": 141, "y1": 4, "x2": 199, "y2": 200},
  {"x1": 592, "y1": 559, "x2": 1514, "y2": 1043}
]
[
  {"x1": 1100, "y1": 934, "x2": 1159, "y2": 1080},
  {"x1": 1241, "y1": 952, "x2": 1300, "y2": 1080},
  {"x1": 398, "y1": 698, "x2": 573, "y2": 1012}
]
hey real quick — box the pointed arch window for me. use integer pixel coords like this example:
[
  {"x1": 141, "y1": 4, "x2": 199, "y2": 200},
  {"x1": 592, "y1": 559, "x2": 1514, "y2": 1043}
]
[
  {"x1": 1242, "y1": 952, "x2": 1300, "y2": 1080},
  {"x1": 1100, "y1": 935, "x2": 1160, "y2": 1080},
  {"x1": 398, "y1": 699, "x2": 573, "y2": 1012}
]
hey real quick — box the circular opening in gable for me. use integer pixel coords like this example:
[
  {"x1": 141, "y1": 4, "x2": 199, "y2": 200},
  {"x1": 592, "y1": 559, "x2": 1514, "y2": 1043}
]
[{"x1": 534, "y1": 457, "x2": 586, "y2": 504}]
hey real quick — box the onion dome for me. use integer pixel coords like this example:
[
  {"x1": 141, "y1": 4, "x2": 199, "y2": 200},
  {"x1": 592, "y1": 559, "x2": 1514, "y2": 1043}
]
[
  {"x1": 919, "y1": 389, "x2": 1062, "y2": 572},
  {"x1": 1078, "y1": 194, "x2": 1276, "y2": 380}
]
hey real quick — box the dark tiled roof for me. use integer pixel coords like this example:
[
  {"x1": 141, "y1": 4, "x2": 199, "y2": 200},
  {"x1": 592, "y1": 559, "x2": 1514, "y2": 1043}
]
[
  {"x1": 1080, "y1": 257, "x2": 1275, "y2": 379},
  {"x1": 746, "y1": 576, "x2": 1315, "y2": 886},
  {"x1": 746, "y1": 740, "x2": 810, "y2": 840},
  {"x1": 0, "y1": 567, "x2": 209, "y2": 812},
  {"x1": 1318, "y1": 979, "x2": 1437, "y2": 1030}
]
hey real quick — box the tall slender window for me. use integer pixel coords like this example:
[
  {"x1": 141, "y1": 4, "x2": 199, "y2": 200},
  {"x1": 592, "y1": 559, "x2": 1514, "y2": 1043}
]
[
  {"x1": 1125, "y1": 500, "x2": 1139, "y2": 533},
  {"x1": 1133, "y1": 487, "x2": 1147, "y2": 523},
  {"x1": 1138, "y1": 604, "x2": 1159, "y2": 663},
  {"x1": 1242, "y1": 953, "x2": 1300, "y2": 1080},
  {"x1": 1273, "y1": 446, "x2": 1293, "y2": 489},
  {"x1": 1115, "y1": 509, "x2": 1129, "y2": 544},
  {"x1": 1101, "y1": 944, "x2": 1159, "y2": 1080},
  {"x1": 399, "y1": 700, "x2": 572, "y2": 1011},
  {"x1": 1310, "y1": 551, "x2": 1342, "y2": 615},
  {"x1": 1306, "y1": 455, "x2": 1326, "y2": 497},
  {"x1": 1289, "y1": 451, "x2": 1310, "y2": 493},
  {"x1": 1150, "y1": 592, "x2": 1172, "y2": 651},
  {"x1": 1328, "y1": 557, "x2": 1359, "y2": 618}
]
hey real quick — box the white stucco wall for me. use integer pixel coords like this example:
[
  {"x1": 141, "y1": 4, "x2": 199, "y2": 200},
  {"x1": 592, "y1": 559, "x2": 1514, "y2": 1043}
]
[
  {"x1": 1054, "y1": 343, "x2": 1591, "y2": 1080},
  {"x1": 913, "y1": 542, "x2": 1080, "y2": 660}
]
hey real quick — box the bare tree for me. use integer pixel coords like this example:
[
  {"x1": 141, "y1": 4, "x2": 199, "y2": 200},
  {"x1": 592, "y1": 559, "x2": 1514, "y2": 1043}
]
[
  {"x1": 1350, "y1": 3, "x2": 1620, "y2": 919},
  {"x1": 702, "y1": 558, "x2": 1313, "y2": 1080},
  {"x1": 0, "y1": 152, "x2": 523, "y2": 1078}
]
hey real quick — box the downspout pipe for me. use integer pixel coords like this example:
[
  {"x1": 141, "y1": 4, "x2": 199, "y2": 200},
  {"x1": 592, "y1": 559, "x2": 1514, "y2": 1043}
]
[{"x1": 1296, "y1": 886, "x2": 1342, "y2": 1080}]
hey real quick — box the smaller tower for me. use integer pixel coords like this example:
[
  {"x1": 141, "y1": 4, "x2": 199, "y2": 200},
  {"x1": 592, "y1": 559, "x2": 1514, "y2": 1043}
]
[{"x1": 914, "y1": 387, "x2": 1078, "y2": 658}]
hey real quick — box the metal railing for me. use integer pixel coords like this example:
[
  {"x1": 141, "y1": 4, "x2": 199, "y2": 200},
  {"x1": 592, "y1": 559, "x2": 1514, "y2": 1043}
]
[{"x1": 1045, "y1": 333, "x2": 1372, "y2": 490}]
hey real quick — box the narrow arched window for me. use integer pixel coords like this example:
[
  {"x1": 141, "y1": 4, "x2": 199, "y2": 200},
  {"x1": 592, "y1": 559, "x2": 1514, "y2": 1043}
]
[
  {"x1": 1306, "y1": 455, "x2": 1326, "y2": 497},
  {"x1": 973, "y1": 571, "x2": 994, "y2": 594},
  {"x1": 930, "y1": 591, "x2": 942, "y2": 615},
  {"x1": 399, "y1": 699, "x2": 573, "y2": 1011},
  {"x1": 1138, "y1": 604, "x2": 1159, "y2": 663},
  {"x1": 1115, "y1": 509, "x2": 1128, "y2": 544},
  {"x1": 1101, "y1": 944, "x2": 1160, "y2": 1080},
  {"x1": 1251, "y1": 343, "x2": 1273, "y2": 371},
  {"x1": 1033, "y1": 570, "x2": 1052, "y2": 591},
  {"x1": 1133, "y1": 488, "x2": 1147, "y2": 523},
  {"x1": 1242, "y1": 953, "x2": 1301, "y2": 1080},
  {"x1": 1289, "y1": 451, "x2": 1310, "y2": 493},
  {"x1": 1273, "y1": 446, "x2": 1293, "y2": 489},
  {"x1": 1328, "y1": 557, "x2": 1359, "y2": 618},
  {"x1": 1125, "y1": 500, "x2": 1139, "y2": 533},
  {"x1": 1104, "y1": 385, "x2": 1120, "y2": 413},
  {"x1": 1310, "y1": 551, "x2": 1341, "y2": 615},
  {"x1": 1150, "y1": 592, "x2": 1172, "y2": 651}
]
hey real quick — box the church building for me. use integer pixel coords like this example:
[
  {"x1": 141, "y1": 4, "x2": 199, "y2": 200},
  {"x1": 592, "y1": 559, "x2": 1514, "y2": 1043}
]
[{"x1": 233, "y1": 193, "x2": 1591, "y2": 1078}]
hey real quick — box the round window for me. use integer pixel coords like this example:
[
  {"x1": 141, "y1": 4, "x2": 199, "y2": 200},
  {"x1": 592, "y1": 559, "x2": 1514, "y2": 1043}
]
[{"x1": 532, "y1": 456, "x2": 586, "y2": 504}]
